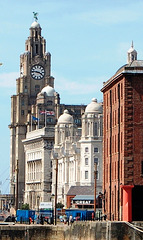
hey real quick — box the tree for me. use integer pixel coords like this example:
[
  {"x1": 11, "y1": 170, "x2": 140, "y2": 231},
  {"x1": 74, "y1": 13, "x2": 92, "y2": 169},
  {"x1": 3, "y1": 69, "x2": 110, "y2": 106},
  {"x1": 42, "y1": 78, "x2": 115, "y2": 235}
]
[
  {"x1": 21, "y1": 203, "x2": 29, "y2": 210},
  {"x1": 56, "y1": 202, "x2": 64, "y2": 209}
]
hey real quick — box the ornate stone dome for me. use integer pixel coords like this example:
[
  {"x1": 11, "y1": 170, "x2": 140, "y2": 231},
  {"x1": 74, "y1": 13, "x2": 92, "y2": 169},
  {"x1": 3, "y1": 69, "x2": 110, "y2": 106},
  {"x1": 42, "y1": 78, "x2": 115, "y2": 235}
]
[
  {"x1": 58, "y1": 110, "x2": 73, "y2": 124},
  {"x1": 85, "y1": 98, "x2": 102, "y2": 113},
  {"x1": 41, "y1": 85, "x2": 55, "y2": 96},
  {"x1": 31, "y1": 21, "x2": 41, "y2": 28}
]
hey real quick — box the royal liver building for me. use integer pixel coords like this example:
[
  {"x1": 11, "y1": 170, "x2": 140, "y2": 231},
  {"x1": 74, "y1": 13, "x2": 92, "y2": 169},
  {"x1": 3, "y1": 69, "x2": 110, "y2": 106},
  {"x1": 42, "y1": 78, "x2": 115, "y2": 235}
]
[{"x1": 9, "y1": 16, "x2": 85, "y2": 209}]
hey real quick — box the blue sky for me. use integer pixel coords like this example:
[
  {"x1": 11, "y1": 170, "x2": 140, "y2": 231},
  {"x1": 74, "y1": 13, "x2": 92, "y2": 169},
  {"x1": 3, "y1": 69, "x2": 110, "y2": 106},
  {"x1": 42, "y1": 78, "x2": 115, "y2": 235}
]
[{"x1": 1, "y1": 0, "x2": 143, "y2": 193}]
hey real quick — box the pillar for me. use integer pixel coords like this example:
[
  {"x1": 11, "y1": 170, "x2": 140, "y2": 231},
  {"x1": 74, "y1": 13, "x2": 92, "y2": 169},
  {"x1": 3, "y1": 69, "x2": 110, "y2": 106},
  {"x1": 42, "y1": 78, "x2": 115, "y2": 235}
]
[{"x1": 120, "y1": 185, "x2": 134, "y2": 222}]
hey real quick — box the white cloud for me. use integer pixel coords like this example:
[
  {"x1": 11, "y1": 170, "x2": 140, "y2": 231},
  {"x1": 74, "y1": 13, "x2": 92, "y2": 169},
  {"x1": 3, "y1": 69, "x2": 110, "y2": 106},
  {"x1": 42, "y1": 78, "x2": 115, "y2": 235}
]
[{"x1": 0, "y1": 72, "x2": 19, "y2": 88}]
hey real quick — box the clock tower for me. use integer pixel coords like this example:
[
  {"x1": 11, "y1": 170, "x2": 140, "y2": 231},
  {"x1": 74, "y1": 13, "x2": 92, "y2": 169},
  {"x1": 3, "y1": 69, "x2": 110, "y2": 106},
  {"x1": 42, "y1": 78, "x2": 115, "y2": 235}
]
[{"x1": 9, "y1": 16, "x2": 55, "y2": 207}]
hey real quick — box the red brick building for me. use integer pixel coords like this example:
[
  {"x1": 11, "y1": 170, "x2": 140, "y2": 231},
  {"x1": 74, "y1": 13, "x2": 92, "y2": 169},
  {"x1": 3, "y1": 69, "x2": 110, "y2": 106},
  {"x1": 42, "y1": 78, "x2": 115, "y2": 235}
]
[{"x1": 101, "y1": 44, "x2": 143, "y2": 221}]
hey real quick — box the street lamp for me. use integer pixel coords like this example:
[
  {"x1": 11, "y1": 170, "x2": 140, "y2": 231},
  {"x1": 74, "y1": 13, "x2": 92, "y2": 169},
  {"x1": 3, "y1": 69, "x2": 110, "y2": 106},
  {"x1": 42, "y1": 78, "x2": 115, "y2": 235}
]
[
  {"x1": 53, "y1": 152, "x2": 58, "y2": 225},
  {"x1": 94, "y1": 159, "x2": 98, "y2": 219},
  {"x1": 37, "y1": 196, "x2": 40, "y2": 212}
]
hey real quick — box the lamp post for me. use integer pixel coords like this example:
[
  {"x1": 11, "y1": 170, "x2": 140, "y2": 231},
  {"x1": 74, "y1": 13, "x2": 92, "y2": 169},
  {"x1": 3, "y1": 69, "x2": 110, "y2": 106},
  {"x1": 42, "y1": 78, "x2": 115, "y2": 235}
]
[
  {"x1": 54, "y1": 153, "x2": 58, "y2": 225},
  {"x1": 94, "y1": 160, "x2": 98, "y2": 219},
  {"x1": 37, "y1": 196, "x2": 40, "y2": 212},
  {"x1": 16, "y1": 160, "x2": 19, "y2": 211}
]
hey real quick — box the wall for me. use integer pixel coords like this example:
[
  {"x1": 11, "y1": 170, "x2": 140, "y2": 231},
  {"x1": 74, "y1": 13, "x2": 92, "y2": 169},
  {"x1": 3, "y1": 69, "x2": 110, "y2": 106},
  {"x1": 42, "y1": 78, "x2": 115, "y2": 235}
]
[{"x1": 0, "y1": 222, "x2": 143, "y2": 240}]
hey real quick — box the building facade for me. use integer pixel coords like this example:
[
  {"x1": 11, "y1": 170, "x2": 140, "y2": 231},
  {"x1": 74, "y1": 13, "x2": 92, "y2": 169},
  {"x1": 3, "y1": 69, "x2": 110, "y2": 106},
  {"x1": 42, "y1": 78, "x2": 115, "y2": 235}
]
[
  {"x1": 9, "y1": 18, "x2": 85, "y2": 209},
  {"x1": 52, "y1": 98, "x2": 103, "y2": 207},
  {"x1": 101, "y1": 43, "x2": 143, "y2": 221}
]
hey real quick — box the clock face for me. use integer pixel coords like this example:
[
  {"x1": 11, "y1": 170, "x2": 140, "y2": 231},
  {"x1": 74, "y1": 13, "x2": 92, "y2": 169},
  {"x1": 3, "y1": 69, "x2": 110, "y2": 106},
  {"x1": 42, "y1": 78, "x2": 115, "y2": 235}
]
[{"x1": 31, "y1": 65, "x2": 45, "y2": 80}]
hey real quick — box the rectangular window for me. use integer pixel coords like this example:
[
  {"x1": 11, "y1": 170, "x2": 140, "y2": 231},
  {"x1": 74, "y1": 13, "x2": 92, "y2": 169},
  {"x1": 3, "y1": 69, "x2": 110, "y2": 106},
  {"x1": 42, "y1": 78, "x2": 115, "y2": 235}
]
[
  {"x1": 21, "y1": 99, "x2": 24, "y2": 106},
  {"x1": 85, "y1": 171, "x2": 88, "y2": 179},
  {"x1": 85, "y1": 147, "x2": 88, "y2": 152},
  {"x1": 85, "y1": 158, "x2": 88, "y2": 165},
  {"x1": 94, "y1": 122, "x2": 98, "y2": 136},
  {"x1": 36, "y1": 44, "x2": 38, "y2": 54},
  {"x1": 100, "y1": 121, "x2": 103, "y2": 136},
  {"x1": 47, "y1": 118, "x2": 53, "y2": 123},
  {"x1": 47, "y1": 101, "x2": 53, "y2": 106},
  {"x1": 21, "y1": 110, "x2": 24, "y2": 115},
  {"x1": 94, "y1": 158, "x2": 98, "y2": 164},
  {"x1": 24, "y1": 86, "x2": 28, "y2": 93},
  {"x1": 94, "y1": 147, "x2": 98, "y2": 153}
]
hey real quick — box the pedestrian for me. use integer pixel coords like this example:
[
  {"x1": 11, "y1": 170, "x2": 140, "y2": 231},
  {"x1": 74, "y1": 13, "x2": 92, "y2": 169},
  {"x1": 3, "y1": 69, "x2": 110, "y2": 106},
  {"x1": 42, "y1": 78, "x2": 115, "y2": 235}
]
[
  {"x1": 40, "y1": 214, "x2": 44, "y2": 225},
  {"x1": 69, "y1": 215, "x2": 73, "y2": 226},
  {"x1": 11, "y1": 214, "x2": 15, "y2": 223},
  {"x1": 92, "y1": 212, "x2": 94, "y2": 221},
  {"x1": 29, "y1": 217, "x2": 32, "y2": 224}
]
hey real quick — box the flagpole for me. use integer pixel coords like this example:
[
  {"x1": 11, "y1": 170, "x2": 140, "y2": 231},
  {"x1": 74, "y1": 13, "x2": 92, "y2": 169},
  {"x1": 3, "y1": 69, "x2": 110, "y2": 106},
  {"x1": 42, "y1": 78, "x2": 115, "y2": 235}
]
[
  {"x1": 45, "y1": 110, "x2": 46, "y2": 127},
  {"x1": 31, "y1": 115, "x2": 32, "y2": 131},
  {"x1": 38, "y1": 111, "x2": 39, "y2": 129}
]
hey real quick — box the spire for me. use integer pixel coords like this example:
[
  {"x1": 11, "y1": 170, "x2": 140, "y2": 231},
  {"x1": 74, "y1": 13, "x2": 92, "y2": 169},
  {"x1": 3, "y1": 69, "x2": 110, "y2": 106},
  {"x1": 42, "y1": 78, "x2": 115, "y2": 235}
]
[
  {"x1": 131, "y1": 40, "x2": 133, "y2": 48},
  {"x1": 127, "y1": 41, "x2": 137, "y2": 64}
]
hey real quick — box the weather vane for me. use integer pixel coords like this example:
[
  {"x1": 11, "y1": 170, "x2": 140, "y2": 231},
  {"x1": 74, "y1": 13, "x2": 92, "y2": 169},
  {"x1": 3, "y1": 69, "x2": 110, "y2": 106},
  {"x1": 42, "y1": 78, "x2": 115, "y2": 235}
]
[{"x1": 33, "y1": 12, "x2": 38, "y2": 22}]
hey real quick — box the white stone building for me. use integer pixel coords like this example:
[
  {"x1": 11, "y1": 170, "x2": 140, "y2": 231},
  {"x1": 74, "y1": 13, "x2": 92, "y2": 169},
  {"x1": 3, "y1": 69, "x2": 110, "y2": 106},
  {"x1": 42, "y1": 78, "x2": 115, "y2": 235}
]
[
  {"x1": 52, "y1": 98, "x2": 103, "y2": 207},
  {"x1": 23, "y1": 127, "x2": 54, "y2": 210}
]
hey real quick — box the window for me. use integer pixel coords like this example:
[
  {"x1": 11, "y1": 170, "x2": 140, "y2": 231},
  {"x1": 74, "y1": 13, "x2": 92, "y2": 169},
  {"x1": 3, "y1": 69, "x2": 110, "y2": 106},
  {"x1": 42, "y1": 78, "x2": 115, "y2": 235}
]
[
  {"x1": 21, "y1": 99, "x2": 24, "y2": 106},
  {"x1": 94, "y1": 158, "x2": 98, "y2": 164},
  {"x1": 85, "y1": 147, "x2": 88, "y2": 152},
  {"x1": 94, "y1": 147, "x2": 98, "y2": 153},
  {"x1": 24, "y1": 86, "x2": 28, "y2": 93},
  {"x1": 85, "y1": 158, "x2": 88, "y2": 165},
  {"x1": 47, "y1": 118, "x2": 53, "y2": 123},
  {"x1": 35, "y1": 30, "x2": 38, "y2": 39},
  {"x1": 74, "y1": 119, "x2": 81, "y2": 124},
  {"x1": 94, "y1": 122, "x2": 98, "y2": 136},
  {"x1": 47, "y1": 101, "x2": 53, "y2": 106},
  {"x1": 85, "y1": 171, "x2": 88, "y2": 179},
  {"x1": 100, "y1": 121, "x2": 103, "y2": 136},
  {"x1": 21, "y1": 110, "x2": 24, "y2": 115},
  {"x1": 36, "y1": 44, "x2": 38, "y2": 54}
]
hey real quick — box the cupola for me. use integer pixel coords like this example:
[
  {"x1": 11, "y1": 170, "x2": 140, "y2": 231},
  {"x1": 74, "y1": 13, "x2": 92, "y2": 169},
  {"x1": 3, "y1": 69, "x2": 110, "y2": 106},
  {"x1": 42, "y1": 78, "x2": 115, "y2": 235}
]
[{"x1": 127, "y1": 41, "x2": 137, "y2": 64}]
